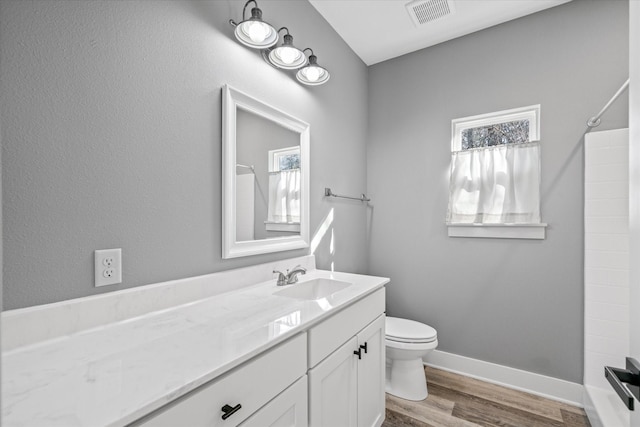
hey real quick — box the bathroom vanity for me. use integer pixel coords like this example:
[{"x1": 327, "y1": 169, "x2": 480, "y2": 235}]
[
  {"x1": 135, "y1": 288, "x2": 385, "y2": 427},
  {"x1": 1, "y1": 257, "x2": 388, "y2": 427}
]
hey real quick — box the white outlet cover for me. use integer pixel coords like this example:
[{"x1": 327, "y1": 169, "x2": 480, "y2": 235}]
[{"x1": 94, "y1": 248, "x2": 122, "y2": 287}]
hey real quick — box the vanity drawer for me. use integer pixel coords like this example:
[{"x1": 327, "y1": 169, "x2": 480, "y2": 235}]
[
  {"x1": 307, "y1": 287, "x2": 385, "y2": 368},
  {"x1": 136, "y1": 333, "x2": 307, "y2": 427}
]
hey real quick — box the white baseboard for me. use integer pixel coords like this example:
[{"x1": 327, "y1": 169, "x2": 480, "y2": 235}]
[{"x1": 423, "y1": 350, "x2": 584, "y2": 407}]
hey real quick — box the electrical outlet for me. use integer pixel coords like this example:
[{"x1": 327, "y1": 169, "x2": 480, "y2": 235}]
[{"x1": 95, "y1": 248, "x2": 122, "y2": 287}]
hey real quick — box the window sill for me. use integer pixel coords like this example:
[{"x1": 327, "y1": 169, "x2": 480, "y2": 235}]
[
  {"x1": 265, "y1": 221, "x2": 300, "y2": 233},
  {"x1": 447, "y1": 223, "x2": 547, "y2": 239}
]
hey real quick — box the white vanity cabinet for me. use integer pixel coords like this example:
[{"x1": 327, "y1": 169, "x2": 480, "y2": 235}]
[
  {"x1": 307, "y1": 288, "x2": 386, "y2": 427},
  {"x1": 135, "y1": 333, "x2": 307, "y2": 427},
  {"x1": 133, "y1": 287, "x2": 386, "y2": 427}
]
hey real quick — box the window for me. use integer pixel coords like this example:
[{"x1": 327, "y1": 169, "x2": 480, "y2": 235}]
[
  {"x1": 460, "y1": 119, "x2": 530, "y2": 149},
  {"x1": 269, "y1": 147, "x2": 300, "y2": 172},
  {"x1": 447, "y1": 105, "x2": 546, "y2": 239}
]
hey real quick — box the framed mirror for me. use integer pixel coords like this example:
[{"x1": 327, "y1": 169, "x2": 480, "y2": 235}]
[{"x1": 222, "y1": 84, "x2": 310, "y2": 259}]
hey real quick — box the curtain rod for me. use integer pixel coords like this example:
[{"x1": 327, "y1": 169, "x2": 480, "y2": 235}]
[{"x1": 587, "y1": 78, "x2": 630, "y2": 127}]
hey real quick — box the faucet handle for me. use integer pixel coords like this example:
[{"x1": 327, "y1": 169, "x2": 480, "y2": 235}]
[{"x1": 273, "y1": 270, "x2": 287, "y2": 286}]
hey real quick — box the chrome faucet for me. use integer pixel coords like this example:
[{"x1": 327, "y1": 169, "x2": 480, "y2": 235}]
[
  {"x1": 286, "y1": 266, "x2": 307, "y2": 284},
  {"x1": 273, "y1": 266, "x2": 307, "y2": 286}
]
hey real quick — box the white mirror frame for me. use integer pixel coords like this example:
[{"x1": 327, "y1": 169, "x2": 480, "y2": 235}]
[{"x1": 222, "y1": 84, "x2": 310, "y2": 259}]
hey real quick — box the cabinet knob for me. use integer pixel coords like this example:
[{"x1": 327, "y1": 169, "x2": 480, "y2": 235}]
[
  {"x1": 221, "y1": 403, "x2": 242, "y2": 420},
  {"x1": 354, "y1": 348, "x2": 362, "y2": 360},
  {"x1": 360, "y1": 342, "x2": 368, "y2": 354}
]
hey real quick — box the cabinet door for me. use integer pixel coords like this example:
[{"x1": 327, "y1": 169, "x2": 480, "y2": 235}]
[
  {"x1": 135, "y1": 334, "x2": 306, "y2": 427},
  {"x1": 357, "y1": 315, "x2": 386, "y2": 427},
  {"x1": 239, "y1": 376, "x2": 308, "y2": 427},
  {"x1": 308, "y1": 336, "x2": 358, "y2": 427}
]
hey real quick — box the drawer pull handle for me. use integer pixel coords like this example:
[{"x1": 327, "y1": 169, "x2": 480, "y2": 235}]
[
  {"x1": 354, "y1": 348, "x2": 362, "y2": 360},
  {"x1": 360, "y1": 342, "x2": 368, "y2": 354},
  {"x1": 221, "y1": 403, "x2": 242, "y2": 420}
]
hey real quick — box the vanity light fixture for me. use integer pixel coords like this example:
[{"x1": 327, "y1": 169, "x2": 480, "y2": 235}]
[
  {"x1": 229, "y1": 0, "x2": 278, "y2": 49},
  {"x1": 229, "y1": 1, "x2": 330, "y2": 86},
  {"x1": 267, "y1": 28, "x2": 307, "y2": 70},
  {"x1": 296, "y1": 49, "x2": 330, "y2": 86}
]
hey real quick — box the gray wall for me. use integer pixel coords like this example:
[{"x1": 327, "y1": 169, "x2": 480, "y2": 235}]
[
  {"x1": 1, "y1": 0, "x2": 369, "y2": 309},
  {"x1": 367, "y1": 0, "x2": 628, "y2": 383}
]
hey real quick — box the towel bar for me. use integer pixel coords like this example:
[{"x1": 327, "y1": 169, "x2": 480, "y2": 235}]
[{"x1": 324, "y1": 187, "x2": 370, "y2": 202}]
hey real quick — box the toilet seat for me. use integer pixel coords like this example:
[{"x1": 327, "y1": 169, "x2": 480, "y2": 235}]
[
  {"x1": 385, "y1": 337, "x2": 438, "y2": 352},
  {"x1": 386, "y1": 336, "x2": 436, "y2": 344},
  {"x1": 386, "y1": 316, "x2": 437, "y2": 343}
]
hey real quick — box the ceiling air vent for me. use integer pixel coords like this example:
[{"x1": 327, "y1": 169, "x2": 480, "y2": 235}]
[{"x1": 405, "y1": 0, "x2": 455, "y2": 27}]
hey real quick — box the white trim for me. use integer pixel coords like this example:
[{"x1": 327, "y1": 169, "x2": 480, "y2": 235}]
[
  {"x1": 447, "y1": 223, "x2": 547, "y2": 239},
  {"x1": 222, "y1": 84, "x2": 310, "y2": 259},
  {"x1": 423, "y1": 350, "x2": 583, "y2": 407},
  {"x1": 583, "y1": 386, "x2": 604, "y2": 427},
  {"x1": 451, "y1": 104, "x2": 541, "y2": 152},
  {"x1": 265, "y1": 221, "x2": 300, "y2": 232}
]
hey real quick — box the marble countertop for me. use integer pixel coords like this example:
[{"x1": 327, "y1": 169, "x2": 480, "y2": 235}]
[{"x1": 2, "y1": 269, "x2": 388, "y2": 427}]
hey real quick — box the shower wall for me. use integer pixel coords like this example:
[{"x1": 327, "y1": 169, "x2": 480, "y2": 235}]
[{"x1": 584, "y1": 128, "x2": 629, "y2": 426}]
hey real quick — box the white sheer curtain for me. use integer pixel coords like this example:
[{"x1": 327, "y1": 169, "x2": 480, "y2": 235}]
[
  {"x1": 268, "y1": 169, "x2": 300, "y2": 223},
  {"x1": 447, "y1": 142, "x2": 541, "y2": 224}
]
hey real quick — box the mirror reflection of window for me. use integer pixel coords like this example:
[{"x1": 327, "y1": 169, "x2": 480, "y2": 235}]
[
  {"x1": 235, "y1": 108, "x2": 300, "y2": 240},
  {"x1": 266, "y1": 146, "x2": 301, "y2": 232},
  {"x1": 269, "y1": 146, "x2": 301, "y2": 172}
]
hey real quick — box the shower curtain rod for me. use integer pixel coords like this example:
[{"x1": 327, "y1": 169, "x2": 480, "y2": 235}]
[
  {"x1": 587, "y1": 78, "x2": 630, "y2": 127},
  {"x1": 236, "y1": 163, "x2": 254, "y2": 172}
]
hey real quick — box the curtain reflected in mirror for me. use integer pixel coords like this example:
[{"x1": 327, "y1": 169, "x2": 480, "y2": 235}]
[
  {"x1": 235, "y1": 109, "x2": 300, "y2": 241},
  {"x1": 267, "y1": 146, "x2": 300, "y2": 231}
]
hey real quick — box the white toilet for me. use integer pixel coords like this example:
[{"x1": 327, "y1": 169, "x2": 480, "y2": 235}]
[{"x1": 385, "y1": 316, "x2": 438, "y2": 401}]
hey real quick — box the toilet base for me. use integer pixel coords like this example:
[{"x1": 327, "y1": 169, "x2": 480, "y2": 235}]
[{"x1": 385, "y1": 357, "x2": 428, "y2": 401}]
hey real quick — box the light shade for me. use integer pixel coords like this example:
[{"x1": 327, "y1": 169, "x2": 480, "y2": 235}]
[
  {"x1": 296, "y1": 54, "x2": 330, "y2": 86},
  {"x1": 268, "y1": 34, "x2": 307, "y2": 69},
  {"x1": 233, "y1": 4, "x2": 278, "y2": 49}
]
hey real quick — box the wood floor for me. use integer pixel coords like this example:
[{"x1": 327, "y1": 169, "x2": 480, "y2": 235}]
[{"x1": 382, "y1": 366, "x2": 591, "y2": 427}]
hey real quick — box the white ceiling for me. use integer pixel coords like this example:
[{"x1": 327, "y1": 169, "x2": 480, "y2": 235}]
[{"x1": 308, "y1": 0, "x2": 572, "y2": 66}]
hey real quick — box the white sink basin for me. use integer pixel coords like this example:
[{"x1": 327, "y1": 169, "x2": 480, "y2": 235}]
[{"x1": 274, "y1": 278, "x2": 352, "y2": 300}]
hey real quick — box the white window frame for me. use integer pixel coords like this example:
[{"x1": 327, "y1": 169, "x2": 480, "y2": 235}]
[
  {"x1": 268, "y1": 146, "x2": 300, "y2": 173},
  {"x1": 448, "y1": 105, "x2": 546, "y2": 240},
  {"x1": 451, "y1": 104, "x2": 541, "y2": 151}
]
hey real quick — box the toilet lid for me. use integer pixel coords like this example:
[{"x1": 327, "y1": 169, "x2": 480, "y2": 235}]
[{"x1": 386, "y1": 316, "x2": 437, "y2": 342}]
